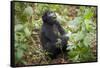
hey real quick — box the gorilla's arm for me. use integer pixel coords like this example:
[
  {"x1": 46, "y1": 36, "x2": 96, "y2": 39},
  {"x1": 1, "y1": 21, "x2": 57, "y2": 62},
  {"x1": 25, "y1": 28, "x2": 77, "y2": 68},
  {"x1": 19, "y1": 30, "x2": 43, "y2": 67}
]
[
  {"x1": 55, "y1": 21, "x2": 66, "y2": 35},
  {"x1": 55, "y1": 21, "x2": 69, "y2": 44},
  {"x1": 42, "y1": 25, "x2": 58, "y2": 43}
]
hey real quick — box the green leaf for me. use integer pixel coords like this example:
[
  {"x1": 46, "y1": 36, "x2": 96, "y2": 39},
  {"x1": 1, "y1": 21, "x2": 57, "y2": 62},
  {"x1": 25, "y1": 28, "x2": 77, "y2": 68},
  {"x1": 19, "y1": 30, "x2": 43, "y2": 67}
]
[
  {"x1": 85, "y1": 19, "x2": 92, "y2": 31},
  {"x1": 78, "y1": 31, "x2": 85, "y2": 41},
  {"x1": 68, "y1": 50, "x2": 78, "y2": 58},
  {"x1": 23, "y1": 6, "x2": 33, "y2": 17},
  {"x1": 68, "y1": 17, "x2": 82, "y2": 32},
  {"x1": 71, "y1": 31, "x2": 84, "y2": 41},
  {"x1": 83, "y1": 35, "x2": 91, "y2": 47},
  {"x1": 20, "y1": 44, "x2": 27, "y2": 51},
  {"x1": 24, "y1": 27, "x2": 31, "y2": 37},
  {"x1": 15, "y1": 24, "x2": 23, "y2": 31},
  {"x1": 84, "y1": 8, "x2": 93, "y2": 19},
  {"x1": 15, "y1": 49, "x2": 23, "y2": 60}
]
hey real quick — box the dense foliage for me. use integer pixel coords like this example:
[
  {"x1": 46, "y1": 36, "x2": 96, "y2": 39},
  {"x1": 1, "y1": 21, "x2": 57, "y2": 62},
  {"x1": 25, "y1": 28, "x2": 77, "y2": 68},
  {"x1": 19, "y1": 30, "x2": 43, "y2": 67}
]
[{"x1": 14, "y1": 2, "x2": 97, "y2": 66}]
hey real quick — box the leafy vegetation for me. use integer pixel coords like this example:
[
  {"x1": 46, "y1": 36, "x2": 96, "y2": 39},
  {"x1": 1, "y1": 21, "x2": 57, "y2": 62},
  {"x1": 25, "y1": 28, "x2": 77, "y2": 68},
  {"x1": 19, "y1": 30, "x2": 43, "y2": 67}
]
[{"x1": 14, "y1": 2, "x2": 97, "y2": 66}]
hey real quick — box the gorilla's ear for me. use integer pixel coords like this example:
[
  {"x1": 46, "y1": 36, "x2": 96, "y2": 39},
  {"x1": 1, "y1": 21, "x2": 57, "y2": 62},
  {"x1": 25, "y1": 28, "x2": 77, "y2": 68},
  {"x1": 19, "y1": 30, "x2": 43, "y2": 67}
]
[
  {"x1": 42, "y1": 10, "x2": 54, "y2": 23},
  {"x1": 42, "y1": 10, "x2": 50, "y2": 22},
  {"x1": 42, "y1": 10, "x2": 49, "y2": 22}
]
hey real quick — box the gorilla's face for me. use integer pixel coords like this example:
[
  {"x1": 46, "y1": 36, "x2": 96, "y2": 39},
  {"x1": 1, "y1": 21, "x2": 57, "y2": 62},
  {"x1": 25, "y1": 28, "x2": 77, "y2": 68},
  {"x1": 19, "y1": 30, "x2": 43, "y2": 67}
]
[
  {"x1": 47, "y1": 11, "x2": 57, "y2": 20},
  {"x1": 42, "y1": 11, "x2": 57, "y2": 25}
]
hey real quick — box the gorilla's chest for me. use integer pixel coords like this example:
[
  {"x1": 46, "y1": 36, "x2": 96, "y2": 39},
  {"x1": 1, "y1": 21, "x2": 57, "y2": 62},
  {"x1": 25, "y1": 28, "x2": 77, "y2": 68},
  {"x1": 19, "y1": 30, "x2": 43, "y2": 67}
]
[
  {"x1": 43, "y1": 24, "x2": 60, "y2": 37},
  {"x1": 52, "y1": 25, "x2": 60, "y2": 36},
  {"x1": 52, "y1": 25, "x2": 59, "y2": 34}
]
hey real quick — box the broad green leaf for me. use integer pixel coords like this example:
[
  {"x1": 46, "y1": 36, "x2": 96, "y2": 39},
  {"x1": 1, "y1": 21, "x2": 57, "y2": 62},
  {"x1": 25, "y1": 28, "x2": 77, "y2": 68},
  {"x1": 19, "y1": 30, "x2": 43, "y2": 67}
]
[
  {"x1": 23, "y1": 6, "x2": 33, "y2": 17},
  {"x1": 68, "y1": 17, "x2": 82, "y2": 32},
  {"x1": 83, "y1": 35, "x2": 91, "y2": 47},
  {"x1": 78, "y1": 31, "x2": 85, "y2": 41},
  {"x1": 68, "y1": 50, "x2": 78, "y2": 58},
  {"x1": 15, "y1": 24, "x2": 23, "y2": 31},
  {"x1": 15, "y1": 43, "x2": 19, "y2": 48},
  {"x1": 86, "y1": 24, "x2": 92, "y2": 31},
  {"x1": 71, "y1": 31, "x2": 84, "y2": 41},
  {"x1": 20, "y1": 44, "x2": 27, "y2": 51},
  {"x1": 73, "y1": 55, "x2": 80, "y2": 62},
  {"x1": 15, "y1": 49, "x2": 23, "y2": 60},
  {"x1": 21, "y1": 60, "x2": 27, "y2": 64},
  {"x1": 85, "y1": 19, "x2": 92, "y2": 31},
  {"x1": 24, "y1": 27, "x2": 31, "y2": 37},
  {"x1": 69, "y1": 17, "x2": 81, "y2": 26}
]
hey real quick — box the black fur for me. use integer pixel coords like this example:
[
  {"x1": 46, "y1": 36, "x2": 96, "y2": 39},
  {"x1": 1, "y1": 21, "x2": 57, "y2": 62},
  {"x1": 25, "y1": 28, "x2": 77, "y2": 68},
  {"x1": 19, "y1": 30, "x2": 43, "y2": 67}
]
[{"x1": 40, "y1": 10, "x2": 69, "y2": 59}]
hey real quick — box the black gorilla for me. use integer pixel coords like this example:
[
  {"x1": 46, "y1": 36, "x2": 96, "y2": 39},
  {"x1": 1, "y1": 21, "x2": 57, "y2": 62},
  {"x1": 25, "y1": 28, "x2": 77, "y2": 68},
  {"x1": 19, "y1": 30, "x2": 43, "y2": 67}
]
[{"x1": 40, "y1": 10, "x2": 69, "y2": 59}]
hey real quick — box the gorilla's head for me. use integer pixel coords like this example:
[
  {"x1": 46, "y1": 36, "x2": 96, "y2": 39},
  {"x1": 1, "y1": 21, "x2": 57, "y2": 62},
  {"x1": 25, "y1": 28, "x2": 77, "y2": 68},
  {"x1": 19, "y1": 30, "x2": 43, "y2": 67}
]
[{"x1": 42, "y1": 10, "x2": 57, "y2": 25}]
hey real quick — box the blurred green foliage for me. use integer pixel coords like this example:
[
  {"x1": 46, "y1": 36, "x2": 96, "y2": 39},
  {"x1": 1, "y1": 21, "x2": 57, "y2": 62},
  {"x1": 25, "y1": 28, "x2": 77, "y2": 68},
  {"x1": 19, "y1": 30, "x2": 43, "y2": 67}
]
[{"x1": 14, "y1": 2, "x2": 97, "y2": 65}]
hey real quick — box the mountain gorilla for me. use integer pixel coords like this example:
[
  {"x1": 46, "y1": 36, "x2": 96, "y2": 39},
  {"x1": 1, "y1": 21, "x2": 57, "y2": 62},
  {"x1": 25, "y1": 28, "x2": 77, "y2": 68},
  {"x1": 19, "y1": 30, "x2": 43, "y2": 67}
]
[{"x1": 40, "y1": 10, "x2": 69, "y2": 59}]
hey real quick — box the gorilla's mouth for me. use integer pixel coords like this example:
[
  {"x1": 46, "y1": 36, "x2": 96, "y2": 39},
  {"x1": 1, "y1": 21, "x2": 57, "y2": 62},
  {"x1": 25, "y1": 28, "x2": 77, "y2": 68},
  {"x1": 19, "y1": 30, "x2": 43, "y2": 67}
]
[
  {"x1": 48, "y1": 12, "x2": 57, "y2": 20},
  {"x1": 51, "y1": 16, "x2": 57, "y2": 21}
]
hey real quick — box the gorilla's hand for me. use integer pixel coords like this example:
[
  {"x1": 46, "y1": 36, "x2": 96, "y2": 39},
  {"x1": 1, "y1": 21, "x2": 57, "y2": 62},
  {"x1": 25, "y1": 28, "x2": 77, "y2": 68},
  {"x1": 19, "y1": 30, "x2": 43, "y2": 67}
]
[
  {"x1": 61, "y1": 34, "x2": 69, "y2": 45},
  {"x1": 56, "y1": 39, "x2": 62, "y2": 45}
]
